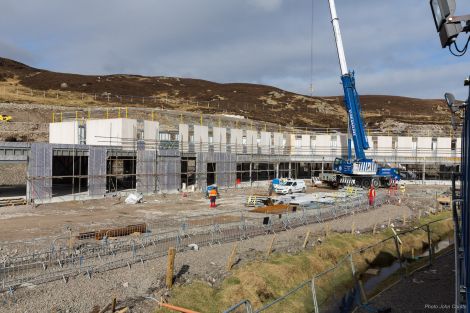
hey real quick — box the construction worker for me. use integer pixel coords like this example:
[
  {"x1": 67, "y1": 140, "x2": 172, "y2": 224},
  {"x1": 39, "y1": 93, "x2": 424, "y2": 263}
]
[
  {"x1": 209, "y1": 187, "x2": 218, "y2": 208},
  {"x1": 388, "y1": 179, "x2": 397, "y2": 196},
  {"x1": 368, "y1": 185, "x2": 376, "y2": 207},
  {"x1": 268, "y1": 182, "x2": 274, "y2": 197}
]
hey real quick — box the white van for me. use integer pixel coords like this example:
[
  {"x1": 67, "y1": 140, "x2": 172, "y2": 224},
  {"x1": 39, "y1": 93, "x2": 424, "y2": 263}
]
[{"x1": 274, "y1": 179, "x2": 306, "y2": 194}]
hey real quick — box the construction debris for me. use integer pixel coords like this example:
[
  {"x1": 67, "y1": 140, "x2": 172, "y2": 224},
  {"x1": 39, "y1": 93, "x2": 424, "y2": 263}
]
[
  {"x1": 437, "y1": 196, "x2": 451, "y2": 206},
  {"x1": 124, "y1": 192, "x2": 144, "y2": 204},
  {"x1": 0, "y1": 197, "x2": 27, "y2": 207},
  {"x1": 77, "y1": 223, "x2": 147, "y2": 240},
  {"x1": 245, "y1": 195, "x2": 272, "y2": 207},
  {"x1": 188, "y1": 243, "x2": 199, "y2": 251},
  {"x1": 250, "y1": 204, "x2": 289, "y2": 214}
]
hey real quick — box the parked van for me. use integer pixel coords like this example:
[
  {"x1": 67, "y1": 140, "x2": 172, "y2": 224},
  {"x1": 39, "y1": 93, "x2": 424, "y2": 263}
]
[{"x1": 274, "y1": 179, "x2": 306, "y2": 194}]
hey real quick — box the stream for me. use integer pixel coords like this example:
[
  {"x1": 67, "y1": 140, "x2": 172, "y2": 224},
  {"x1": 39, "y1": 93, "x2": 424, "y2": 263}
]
[{"x1": 321, "y1": 236, "x2": 454, "y2": 313}]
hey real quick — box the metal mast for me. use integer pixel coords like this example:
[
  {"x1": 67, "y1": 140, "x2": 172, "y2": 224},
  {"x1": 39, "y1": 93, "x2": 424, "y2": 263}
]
[{"x1": 328, "y1": 0, "x2": 349, "y2": 75}]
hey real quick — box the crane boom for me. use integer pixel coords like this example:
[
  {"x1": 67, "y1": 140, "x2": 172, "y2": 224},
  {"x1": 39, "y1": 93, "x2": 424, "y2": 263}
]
[
  {"x1": 327, "y1": 0, "x2": 348, "y2": 75},
  {"x1": 327, "y1": 0, "x2": 369, "y2": 160},
  {"x1": 319, "y1": 0, "x2": 400, "y2": 188}
]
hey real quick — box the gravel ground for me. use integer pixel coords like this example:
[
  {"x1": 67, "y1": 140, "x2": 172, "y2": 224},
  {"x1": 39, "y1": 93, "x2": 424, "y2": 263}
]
[
  {"x1": 0, "y1": 185, "x2": 448, "y2": 313},
  {"x1": 0, "y1": 203, "x2": 413, "y2": 313},
  {"x1": 357, "y1": 250, "x2": 456, "y2": 313}
]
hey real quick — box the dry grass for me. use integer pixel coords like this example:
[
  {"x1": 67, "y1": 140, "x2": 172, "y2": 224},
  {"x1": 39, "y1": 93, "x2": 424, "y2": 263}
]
[
  {"x1": 0, "y1": 79, "x2": 103, "y2": 107},
  {"x1": 155, "y1": 211, "x2": 453, "y2": 313}
]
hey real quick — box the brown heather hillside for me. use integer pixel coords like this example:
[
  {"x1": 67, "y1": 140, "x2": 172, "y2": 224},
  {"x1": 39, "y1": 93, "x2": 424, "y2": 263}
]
[{"x1": 0, "y1": 57, "x2": 453, "y2": 141}]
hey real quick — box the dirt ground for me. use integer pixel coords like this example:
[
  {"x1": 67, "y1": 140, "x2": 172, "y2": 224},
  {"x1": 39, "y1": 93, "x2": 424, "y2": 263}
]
[
  {"x1": 0, "y1": 184, "x2": 446, "y2": 242},
  {"x1": 2, "y1": 203, "x2": 414, "y2": 313},
  {"x1": 0, "y1": 185, "x2": 272, "y2": 241},
  {"x1": 0, "y1": 184, "x2": 450, "y2": 312}
]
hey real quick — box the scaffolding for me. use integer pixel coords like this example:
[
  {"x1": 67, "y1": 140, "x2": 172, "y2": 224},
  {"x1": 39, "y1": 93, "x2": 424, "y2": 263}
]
[{"x1": 10, "y1": 138, "x2": 458, "y2": 204}]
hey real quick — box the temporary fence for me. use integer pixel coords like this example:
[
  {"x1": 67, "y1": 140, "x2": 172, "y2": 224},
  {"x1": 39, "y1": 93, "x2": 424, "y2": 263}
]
[
  {"x1": 0, "y1": 192, "x2": 394, "y2": 299},
  {"x1": 0, "y1": 83, "x2": 456, "y2": 137},
  {"x1": 223, "y1": 216, "x2": 453, "y2": 313}
]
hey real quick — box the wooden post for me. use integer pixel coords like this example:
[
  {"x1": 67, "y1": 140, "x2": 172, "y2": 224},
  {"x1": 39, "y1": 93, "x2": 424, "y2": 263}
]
[
  {"x1": 303, "y1": 231, "x2": 311, "y2": 249},
  {"x1": 418, "y1": 209, "x2": 422, "y2": 220},
  {"x1": 358, "y1": 279, "x2": 368, "y2": 304},
  {"x1": 325, "y1": 223, "x2": 330, "y2": 238},
  {"x1": 393, "y1": 236, "x2": 403, "y2": 272},
  {"x1": 267, "y1": 235, "x2": 276, "y2": 257},
  {"x1": 166, "y1": 247, "x2": 176, "y2": 289},
  {"x1": 372, "y1": 223, "x2": 377, "y2": 235},
  {"x1": 388, "y1": 218, "x2": 391, "y2": 227},
  {"x1": 106, "y1": 108, "x2": 109, "y2": 119},
  {"x1": 226, "y1": 243, "x2": 238, "y2": 270},
  {"x1": 125, "y1": 107, "x2": 128, "y2": 118},
  {"x1": 411, "y1": 248, "x2": 415, "y2": 259},
  {"x1": 112, "y1": 298, "x2": 117, "y2": 312},
  {"x1": 52, "y1": 112, "x2": 55, "y2": 123},
  {"x1": 426, "y1": 225, "x2": 433, "y2": 266},
  {"x1": 60, "y1": 112, "x2": 63, "y2": 122},
  {"x1": 351, "y1": 221, "x2": 356, "y2": 235}
]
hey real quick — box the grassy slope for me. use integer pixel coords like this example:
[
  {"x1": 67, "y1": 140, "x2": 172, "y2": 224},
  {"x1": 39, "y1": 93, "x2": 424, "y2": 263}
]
[{"x1": 156, "y1": 211, "x2": 453, "y2": 313}]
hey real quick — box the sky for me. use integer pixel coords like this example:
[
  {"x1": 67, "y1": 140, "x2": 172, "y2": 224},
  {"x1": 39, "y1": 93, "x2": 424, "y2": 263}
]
[{"x1": 2, "y1": 0, "x2": 470, "y2": 99}]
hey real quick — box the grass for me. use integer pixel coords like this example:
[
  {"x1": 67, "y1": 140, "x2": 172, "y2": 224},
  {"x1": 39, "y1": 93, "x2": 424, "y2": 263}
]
[
  {"x1": 155, "y1": 211, "x2": 453, "y2": 313},
  {"x1": 0, "y1": 79, "x2": 103, "y2": 107}
]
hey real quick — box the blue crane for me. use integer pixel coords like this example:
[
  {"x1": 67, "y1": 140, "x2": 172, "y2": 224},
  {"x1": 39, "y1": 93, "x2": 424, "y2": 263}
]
[{"x1": 321, "y1": 0, "x2": 400, "y2": 188}]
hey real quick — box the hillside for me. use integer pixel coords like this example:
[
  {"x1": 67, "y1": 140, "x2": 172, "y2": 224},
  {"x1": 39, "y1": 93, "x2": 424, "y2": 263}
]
[{"x1": 0, "y1": 57, "x2": 453, "y2": 141}]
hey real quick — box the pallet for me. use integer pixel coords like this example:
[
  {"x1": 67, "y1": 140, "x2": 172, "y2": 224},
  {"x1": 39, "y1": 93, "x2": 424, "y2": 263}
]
[{"x1": 0, "y1": 198, "x2": 27, "y2": 207}]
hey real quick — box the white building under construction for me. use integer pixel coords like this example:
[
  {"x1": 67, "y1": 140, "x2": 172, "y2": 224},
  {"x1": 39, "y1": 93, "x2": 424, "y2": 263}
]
[{"x1": 0, "y1": 115, "x2": 460, "y2": 203}]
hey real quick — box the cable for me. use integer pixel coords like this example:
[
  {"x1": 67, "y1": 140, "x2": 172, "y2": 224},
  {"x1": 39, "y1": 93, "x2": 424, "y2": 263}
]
[
  {"x1": 309, "y1": 0, "x2": 314, "y2": 96},
  {"x1": 449, "y1": 35, "x2": 470, "y2": 56}
]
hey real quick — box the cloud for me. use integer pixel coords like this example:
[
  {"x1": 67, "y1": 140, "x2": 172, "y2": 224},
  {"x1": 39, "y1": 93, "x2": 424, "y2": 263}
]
[
  {"x1": 248, "y1": 0, "x2": 283, "y2": 11},
  {"x1": 1, "y1": 0, "x2": 470, "y2": 100},
  {"x1": 0, "y1": 41, "x2": 36, "y2": 65}
]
